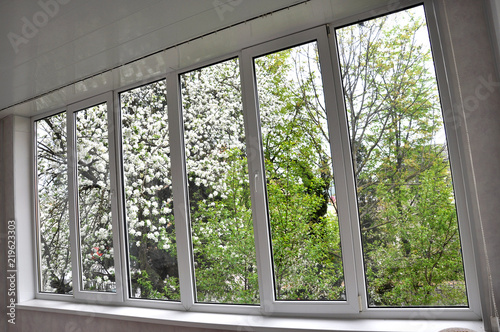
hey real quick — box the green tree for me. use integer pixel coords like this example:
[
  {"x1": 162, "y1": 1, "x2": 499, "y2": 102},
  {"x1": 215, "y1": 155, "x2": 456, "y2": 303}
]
[
  {"x1": 181, "y1": 58, "x2": 259, "y2": 304},
  {"x1": 255, "y1": 43, "x2": 344, "y2": 300},
  {"x1": 36, "y1": 6, "x2": 467, "y2": 306},
  {"x1": 36, "y1": 113, "x2": 72, "y2": 294},
  {"x1": 121, "y1": 81, "x2": 180, "y2": 300},
  {"x1": 337, "y1": 7, "x2": 467, "y2": 306}
]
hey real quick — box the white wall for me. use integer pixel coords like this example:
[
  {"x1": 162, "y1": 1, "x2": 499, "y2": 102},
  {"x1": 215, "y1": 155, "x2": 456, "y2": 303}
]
[{"x1": 433, "y1": 1, "x2": 500, "y2": 330}]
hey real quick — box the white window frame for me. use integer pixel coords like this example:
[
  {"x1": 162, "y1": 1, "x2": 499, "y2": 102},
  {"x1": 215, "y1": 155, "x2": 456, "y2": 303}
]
[
  {"x1": 28, "y1": 0, "x2": 484, "y2": 325},
  {"x1": 66, "y1": 92, "x2": 124, "y2": 303},
  {"x1": 169, "y1": 56, "x2": 266, "y2": 315},
  {"x1": 325, "y1": 0, "x2": 482, "y2": 320},
  {"x1": 33, "y1": 108, "x2": 73, "y2": 302},
  {"x1": 241, "y1": 26, "x2": 359, "y2": 316},
  {"x1": 114, "y1": 73, "x2": 194, "y2": 311}
]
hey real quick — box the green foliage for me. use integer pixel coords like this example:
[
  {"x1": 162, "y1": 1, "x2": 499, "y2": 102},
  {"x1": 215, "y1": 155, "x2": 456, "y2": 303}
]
[
  {"x1": 256, "y1": 43, "x2": 345, "y2": 300},
  {"x1": 121, "y1": 80, "x2": 180, "y2": 300},
  {"x1": 338, "y1": 7, "x2": 467, "y2": 306},
  {"x1": 191, "y1": 149, "x2": 259, "y2": 304},
  {"x1": 137, "y1": 270, "x2": 180, "y2": 301},
  {"x1": 37, "y1": 6, "x2": 468, "y2": 307}
]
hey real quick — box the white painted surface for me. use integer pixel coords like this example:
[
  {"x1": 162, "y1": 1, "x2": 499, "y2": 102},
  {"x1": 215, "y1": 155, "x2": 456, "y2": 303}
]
[
  {"x1": 0, "y1": 0, "x2": 395, "y2": 115},
  {"x1": 0, "y1": 0, "x2": 305, "y2": 111},
  {"x1": 13, "y1": 116, "x2": 35, "y2": 303},
  {"x1": 16, "y1": 299, "x2": 486, "y2": 332}
]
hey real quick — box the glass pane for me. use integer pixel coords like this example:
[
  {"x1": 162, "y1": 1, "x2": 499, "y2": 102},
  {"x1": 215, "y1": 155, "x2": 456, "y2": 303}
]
[
  {"x1": 120, "y1": 81, "x2": 180, "y2": 301},
  {"x1": 254, "y1": 42, "x2": 345, "y2": 301},
  {"x1": 75, "y1": 103, "x2": 116, "y2": 292},
  {"x1": 336, "y1": 6, "x2": 468, "y2": 306},
  {"x1": 181, "y1": 58, "x2": 259, "y2": 304},
  {"x1": 36, "y1": 113, "x2": 72, "y2": 294}
]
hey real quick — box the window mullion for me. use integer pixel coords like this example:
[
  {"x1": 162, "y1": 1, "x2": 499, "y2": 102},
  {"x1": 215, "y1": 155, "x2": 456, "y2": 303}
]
[
  {"x1": 106, "y1": 94, "x2": 125, "y2": 302},
  {"x1": 66, "y1": 107, "x2": 82, "y2": 299},
  {"x1": 325, "y1": 25, "x2": 367, "y2": 311},
  {"x1": 113, "y1": 89, "x2": 130, "y2": 303},
  {"x1": 240, "y1": 49, "x2": 276, "y2": 312},
  {"x1": 167, "y1": 72, "x2": 196, "y2": 310}
]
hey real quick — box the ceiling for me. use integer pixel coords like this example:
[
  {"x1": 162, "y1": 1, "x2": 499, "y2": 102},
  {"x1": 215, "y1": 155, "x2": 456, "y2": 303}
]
[
  {"x1": 0, "y1": 0, "x2": 393, "y2": 115},
  {"x1": 0, "y1": 0, "x2": 310, "y2": 112}
]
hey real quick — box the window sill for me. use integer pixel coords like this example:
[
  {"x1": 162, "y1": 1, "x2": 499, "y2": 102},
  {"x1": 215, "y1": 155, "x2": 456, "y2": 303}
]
[{"x1": 16, "y1": 299, "x2": 485, "y2": 332}]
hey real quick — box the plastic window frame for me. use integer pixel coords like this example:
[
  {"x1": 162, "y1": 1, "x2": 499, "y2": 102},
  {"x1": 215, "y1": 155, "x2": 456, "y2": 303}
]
[
  {"x1": 326, "y1": 0, "x2": 482, "y2": 320},
  {"x1": 33, "y1": 108, "x2": 73, "y2": 301},
  {"x1": 170, "y1": 54, "x2": 264, "y2": 315},
  {"x1": 66, "y1": 92, "x2": 125, "y2": 303},
  {"x1": 240, "y1": 26, "x2": 359, "y2": 316},
  {"x1": 29, "y1": 0, "x2": 483, "y2": 321}
]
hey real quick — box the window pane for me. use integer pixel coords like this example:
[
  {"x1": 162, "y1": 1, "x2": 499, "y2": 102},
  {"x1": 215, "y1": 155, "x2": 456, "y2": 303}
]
[
  {"x1": 75, "y1": 103, "x2": 116, "y2": 292},
  {"x1": 36, "y1": 113, "x2": 72, "y2": 294},
  {"x1": 336, "y1": 6, "x2": 468, "y2": 306},
  {"x1": 181, "y1": 58, "x2": 259, "y2": 304},
  {"x1": 254, "y1": 42, "x2": 345, "y2": 301},
  {"x1": 120, "y1": 81, "x2": 180, "y2": 301}
]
